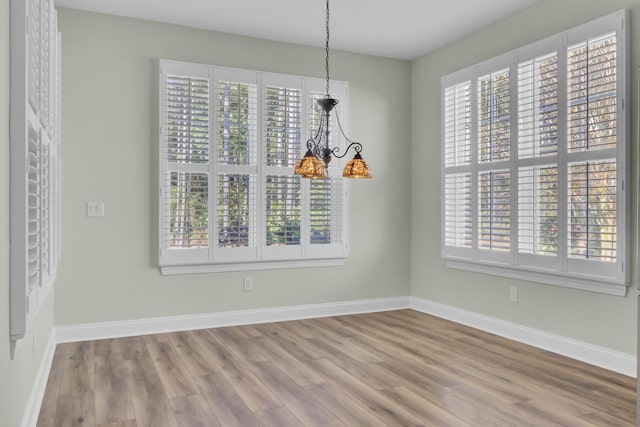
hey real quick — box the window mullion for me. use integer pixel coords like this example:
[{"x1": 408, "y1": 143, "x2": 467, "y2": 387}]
[
  {"x1": 470, "y1": 66, "x2": 479, "y2": 260},
  {"x1": 557, "y1": 33, "x2": 569, "y2": 273},
  {"x1": 209, "y1": 68, "x2": 218, "y2": 262},
  {"x1": 509, "y1": 52, "x2": 519, "y2": 264},
  {"x1": 256, "y1": 75, "x2": 265, "y2": 259}
]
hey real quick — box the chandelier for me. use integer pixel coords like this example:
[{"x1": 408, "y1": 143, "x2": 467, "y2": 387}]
[{"x1": 294, "y1": 0, "x2": 372, "y2": 179}]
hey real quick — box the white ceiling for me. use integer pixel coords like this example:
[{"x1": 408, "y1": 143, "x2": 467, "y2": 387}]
[{"x1": 54, "y1": 0, "x2": 542, "y2": 60}]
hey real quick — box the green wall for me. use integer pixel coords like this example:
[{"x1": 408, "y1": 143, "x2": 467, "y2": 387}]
[
  {"x1": 54, "y1": 9, "x2": 412, "y2": 326},
  {"x1": 411, "y1": 0, "x2": 640, "y2": 354},
  {"x1": 1, "y1": 0, "x2": 56, "y2": 425}
]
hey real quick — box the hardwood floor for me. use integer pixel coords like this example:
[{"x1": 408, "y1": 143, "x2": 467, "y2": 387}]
[{"x1": 37, "y1": 310, "x2": 636, "y2": 426}]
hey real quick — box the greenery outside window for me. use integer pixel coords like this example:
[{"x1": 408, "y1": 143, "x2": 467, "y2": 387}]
[
  {"x1": 159, "y1": 60, "x2": 348, "y2": 274},
  {"x1": 440, "y1": 10, "x2": 629, "y2": 295}
]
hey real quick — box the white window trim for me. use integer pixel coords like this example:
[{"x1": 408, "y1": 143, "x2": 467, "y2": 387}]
[
  {"x1": 158, "y1": 60, "x2": 350, "y2": 275},
  {"x1": 441, "y1": 10, "x2": 629, "y2": 296}
]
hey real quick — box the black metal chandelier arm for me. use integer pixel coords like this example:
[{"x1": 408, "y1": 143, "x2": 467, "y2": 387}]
[
  {"x1": 332, "y1": 106, "x2": 359, "y2": 147},
  {"x1": 331, "y1": 141, "x2": 363, "y2": 159}
]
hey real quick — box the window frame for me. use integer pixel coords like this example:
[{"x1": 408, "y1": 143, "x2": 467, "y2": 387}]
[
  {"x1": 159, "y1": 60, "x2": 350, "y2": 275},
  {"x1": 440, "y1": 10, "x2": 629, "y2": 296}
]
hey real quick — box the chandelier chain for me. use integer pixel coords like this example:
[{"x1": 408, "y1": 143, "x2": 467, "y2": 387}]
[{"x1": 325, "y1": 0, "x2": 330, "y2": 96}]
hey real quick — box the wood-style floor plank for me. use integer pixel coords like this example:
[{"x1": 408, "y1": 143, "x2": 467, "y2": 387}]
[{"x1": 37, "y1": 310, "x2": 636, "y2": 426}]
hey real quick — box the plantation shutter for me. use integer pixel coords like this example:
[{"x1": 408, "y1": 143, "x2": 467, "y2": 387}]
[
  {"x1": 442, "y1": 78, "x2": 473, "y2": 258},
  {"x1": 160, "y1": 63, "x2": 211, "y2": 265},
  {"x1": 264, "y1": 83, "x2": 302, "y2": 255},
  {"x1": 566, "y1": 32, "x2": 618, "y2": 267},
  {"x1": 440, "y1": 10, "x2": 627, "y2": 294},
  {"x1": 517, "y1": 52, "x2": 559, "y2": 261},
  {"x1": 477, "y1": 68, "x2": 511, "y2": 259},
  {"x1": 444, "y1": 173, "x2": 472, "y2": 248},
  {"x1": 160, "y1": 61, "x2": 349, "y2": 272},
  {"x1": 214, "y1": 72, "x2": 259, "y2": 259},
  {"x1": 11, "y1": 0, "x2": 61, "y2": 349}
]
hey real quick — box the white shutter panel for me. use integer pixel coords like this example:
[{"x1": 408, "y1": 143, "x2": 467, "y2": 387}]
[
  {"x1": 263, "y1": 84, "x2": 303, "y2": 249},
  {"x1": 567, "y1": 33, "x2": 617, "y2": 153},
  {"x1": 11, "y1": 0, "x2": 61, "y2": 349},
  {"x1": 518, "y1": 166, "x2": 558, "y2": 255},
  {"x1": 518, "y1": 53, "x2": 558, "y2": 158},
  {"x1": 568, "y1": 160, "x2": 616, "y2": 261},
  {"x1": 478, "y1": 170, "x2": 510, "y2": 251},
  {"x1": 217, "y1": 80, "x2": 258, "y2": 166},
  {"x1": 39, "y1": 0, "x2": 50, "y2": 128},
  {"x1": 27, "y1": 129, "x2": 41, "y2": 295},
  {"x1": 215, "y1": 78, "x2": 258, "y2": 251},
  {"x1": 442, "y1": 79, "x2": 473, "y2": 256},
  {"x1": 163, "y1": 74, "x2": 210, "y2": 252},
  {"x1": 478, "y1": 69, "x2": 510, "y2": 163},
  {"x1": 310, "y1": 178, "x2": 344, "y2": 245},
  {"x1": 166, "y1": 76, "x2": 209, "y2": 164},
  {"x1": 265, "y1": 86, "x2": 301, "y2": 167},
  {"x1": 266, "y1": 176, "x2": 301, "y2": 246},
  {"x1": 27, "y1": 0, "x2": 40, "y2": 112},
  {"x1": 444, "y1": 81, "x2": 471, "y2": 167},
  {"x1": 444, "y1": 173, "x2": 472, "y2": 248}
]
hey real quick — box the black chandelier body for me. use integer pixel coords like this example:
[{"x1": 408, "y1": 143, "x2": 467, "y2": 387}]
[{"x1": 294, "y1": 0, "x2": 372, "y2": 179}]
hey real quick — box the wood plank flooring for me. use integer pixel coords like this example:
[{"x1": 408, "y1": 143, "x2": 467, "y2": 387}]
[{"x1": 37, "y1": 310, "x2": 636, "y2": 426}]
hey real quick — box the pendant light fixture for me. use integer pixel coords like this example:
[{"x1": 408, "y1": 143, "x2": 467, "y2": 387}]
[{"x1": 294, "y1": 0, "x2": 372, "y2": 179}]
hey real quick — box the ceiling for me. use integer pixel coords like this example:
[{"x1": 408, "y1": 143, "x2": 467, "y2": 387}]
[{"x1": 54, "y1": 0, "x2": 542, "y2": 60}]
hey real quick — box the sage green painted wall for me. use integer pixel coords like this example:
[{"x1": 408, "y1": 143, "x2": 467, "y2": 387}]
[
  {"x1": 411, "y1": 0, "x2": 640, "y2": 355},
  {"x1": 1, "y1": 0, "x2": 56, "y2": 424},
  {"x1": 54, "y1": 8, "x2": 412, "y2": 326}
]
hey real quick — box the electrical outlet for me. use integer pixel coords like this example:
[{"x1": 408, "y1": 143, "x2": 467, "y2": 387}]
[
  {"x1": 510, "y1": 286, "x2": 518, "y2": 302},
  {"x1": 243, "y1": 277, "x2": 253, "y2": 292},
  {"x1": 87, "y1": 201, "x2": 105, "y2": 217}
]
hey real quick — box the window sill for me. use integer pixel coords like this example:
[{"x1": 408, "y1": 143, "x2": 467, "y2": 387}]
[
  {"x1": 445, "y1": 259, "x2": 627, "y2": 296},
  {"x1": 160, "y1": 257, "x2": 346, "y2": 275}
]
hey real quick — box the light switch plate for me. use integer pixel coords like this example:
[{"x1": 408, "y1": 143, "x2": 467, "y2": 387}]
[{"x1": 87, "y1": 202, "x2": 105, "y2": 217}]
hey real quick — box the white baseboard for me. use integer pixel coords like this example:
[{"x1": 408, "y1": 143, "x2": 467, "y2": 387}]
[
  {"x1": 21, "y1": 329, "x2": 57, "y2": 427},
  {"x1": 55, "y1": 295, "x2": 636, "y2": 377},
  {"x1": 410, "y1": 296, "x2": 636, "y2": 377},
  {"x1": 55, "y1": 296, "x2": 411, "y2": 343}
]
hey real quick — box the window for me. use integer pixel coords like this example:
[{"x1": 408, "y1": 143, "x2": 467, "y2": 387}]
[
  {"x1": 10, "y1": 0, "x2": 61, "y2": 355},
  {"x1": 159, "y1": 60, "x2": 348, "y2": 274},
  {"x1": 441, "y1": 10, "x2": 628, "y2": 295}
]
